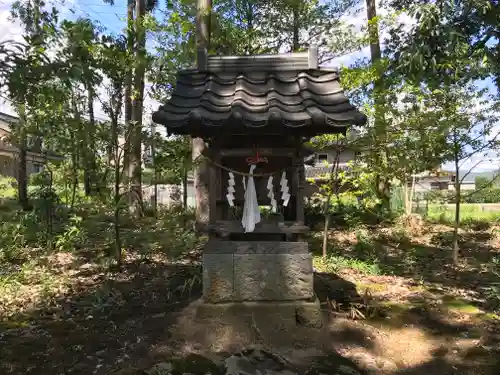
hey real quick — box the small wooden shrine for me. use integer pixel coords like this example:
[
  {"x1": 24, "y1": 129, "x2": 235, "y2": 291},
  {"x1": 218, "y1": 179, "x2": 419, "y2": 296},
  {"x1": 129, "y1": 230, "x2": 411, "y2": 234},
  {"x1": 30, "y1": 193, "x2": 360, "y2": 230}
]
[{"x1": 153, "y1": 47, "x2": 366, "y2": 326}]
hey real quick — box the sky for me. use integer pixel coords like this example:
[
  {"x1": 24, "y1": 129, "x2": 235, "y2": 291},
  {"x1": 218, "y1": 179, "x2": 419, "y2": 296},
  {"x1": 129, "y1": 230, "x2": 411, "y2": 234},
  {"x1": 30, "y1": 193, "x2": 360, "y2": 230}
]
[
  {"x1": 0, "y1": 0, "x2": 163, "y2": 127},
  {"x1": 0, "y1": 0, "x2": 498, "y2": 172}
]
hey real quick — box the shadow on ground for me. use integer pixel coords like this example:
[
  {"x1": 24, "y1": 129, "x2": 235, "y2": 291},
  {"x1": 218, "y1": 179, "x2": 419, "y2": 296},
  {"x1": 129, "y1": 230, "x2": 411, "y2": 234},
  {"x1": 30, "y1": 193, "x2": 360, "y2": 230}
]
[
  {"x1": 1, "y1": 253, "x2": 499, "y2": 375},
  {"x1": 309, "y1": 226, "x2": 500, "y2": 313},
  {"x1": 0, "y1": 259, "x2": 202, "y2": 375}
]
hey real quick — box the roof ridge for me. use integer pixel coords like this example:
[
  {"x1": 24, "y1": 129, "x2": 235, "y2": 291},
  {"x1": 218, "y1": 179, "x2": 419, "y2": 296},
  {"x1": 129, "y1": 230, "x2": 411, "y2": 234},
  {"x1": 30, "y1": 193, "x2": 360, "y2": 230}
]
[{"x1": 200, "y1": 47, "x2": 319, "y2": 72}]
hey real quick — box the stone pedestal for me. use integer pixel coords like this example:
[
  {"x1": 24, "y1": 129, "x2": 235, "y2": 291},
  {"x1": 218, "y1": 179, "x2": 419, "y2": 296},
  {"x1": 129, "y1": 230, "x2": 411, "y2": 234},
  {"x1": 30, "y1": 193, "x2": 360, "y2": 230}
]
[{"x1": 201, "y1": 239, "x2": 322, "y2": 327}]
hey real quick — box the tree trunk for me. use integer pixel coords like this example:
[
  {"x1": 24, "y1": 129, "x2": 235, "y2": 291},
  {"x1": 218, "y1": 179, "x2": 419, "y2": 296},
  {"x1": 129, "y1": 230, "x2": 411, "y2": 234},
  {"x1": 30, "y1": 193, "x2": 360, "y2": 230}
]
[
  {"x1": 18, "y1": 136, "x2": 28, "y2": 209},
  {"x1": 322, "y1": 198, "x2": 331, "y2": 259},
  {"x1": 182, "y1": 166, "x2": 188, "y2": 210},
  {"x1": 292, "y1": 3, "x2": 300, "y2": 52},
  {"x1": 366, "y1": 0, "x2": 390, "y2": 211},
  {"x1": 322, "y1": 138, "x2": 342, "y2": 259},
  {"x1": 453, "y1": 154, "x2": 461, "y2": 266},
  {"x1": 129, "y1": 0, "x2": 146, "y2": 217},
  {"x1": 403, "y1": 174, "x2": 409, "y2": 214},
  {"x1": 17, "y1": 103, "x2": 29, "y2": 210},
  {"x1": 46, "y1": 165, "x2": 54, "y2": 250},
  {"x1": 86, "y1": 86, "x2": 97, "y2": 195},
  {"x1": 193, "y1": 0, "x2": 212, "y2": 226},
  {"x1": 123, "y1": 0, "x2": 134, "y2": 180},
  {"x1": 192, "y1": 137, "x2": 209, "y2": 225},
  {"x1": 70, "y1": 146, "x2": 78, "y2": 209},
  {"x1": 114, "y1": 155, "x2": 122, "y2": 270},
  {"x1": 409, "y1": 175, "x2": 416, "y2": 214}
]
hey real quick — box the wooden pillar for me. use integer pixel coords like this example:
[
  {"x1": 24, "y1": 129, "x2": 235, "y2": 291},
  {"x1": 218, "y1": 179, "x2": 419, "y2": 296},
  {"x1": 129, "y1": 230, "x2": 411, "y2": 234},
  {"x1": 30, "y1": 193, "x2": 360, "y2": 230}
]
[
  {"x1": 294, "y1": 138, "x2": 305, "y2": 225},
  {"x1": 209, "y1": 153, "x2": 218, "y2": 226},
  {"x1": 292, "y1": 154, "x2": 304, "y2": 225}
]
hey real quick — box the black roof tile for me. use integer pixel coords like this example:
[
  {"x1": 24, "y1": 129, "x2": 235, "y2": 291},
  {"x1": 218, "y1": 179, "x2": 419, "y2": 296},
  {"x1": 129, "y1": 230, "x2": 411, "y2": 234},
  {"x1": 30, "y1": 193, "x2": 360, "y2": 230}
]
[{"x1": 152, "y1": 51, "x2": 366, "y2": 138}]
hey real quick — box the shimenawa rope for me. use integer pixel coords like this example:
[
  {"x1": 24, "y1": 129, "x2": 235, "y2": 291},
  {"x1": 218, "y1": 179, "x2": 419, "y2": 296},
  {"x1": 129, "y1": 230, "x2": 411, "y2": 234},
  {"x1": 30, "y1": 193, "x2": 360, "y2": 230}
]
[{"x1": 197, "y1": 155, "x2": 295, "y2": 177}]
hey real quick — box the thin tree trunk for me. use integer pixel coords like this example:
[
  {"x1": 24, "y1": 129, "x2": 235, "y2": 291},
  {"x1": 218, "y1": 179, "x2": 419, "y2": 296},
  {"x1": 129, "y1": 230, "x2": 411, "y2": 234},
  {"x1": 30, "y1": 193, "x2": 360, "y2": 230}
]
[
  {"x1": 403, "y1": 173, "x2": 409, "y2": 214},
  {"x1": 111, "y1": 96, "x2": 122, "y2": 270},
  {"x1": 114, "y1": 157, "x2": 122, "y2": 270},
  {"x1": 151, "y1": 124, "x2": 158, "y2": 217},
  {"x1": 86, "y1": 87, "x2": 97, "y2": 194},
  {"x1": 46, "y1": 165, "x2": 54, "y2": 250},
  {"x1": 292, "y1": 3, "x2": 300, "y2": 52},
  {"x1": 71, "y1": 97, "x2": 81, "y2": 209},
  {"x1": 182, "y1": 167, "x2": 188, "y2": 210},
  {"x1": 409, "y1": 175, "x2": 416, "y2": 213},
  {"x1": 322, "y1": 197, "x2": 331, "y2": 259},
  {"x1": 453, "y1": 153, "x2": 461, "y2": 266},
  {"x1": 70, "y1": 148, "x2": 78, "y2": 209},
  {"x1": 366, "y1": 0, "x2": 390, "y2": 211},
  {"x1": 123, "y1": 0, "x2": 134, "y2": 180},
  {"x1": 322, "y1": 138, "x2": 342, "y2": 259},
  {"x1": 18, "y1": 135, "x2": 28, "y2": 208},
  {"x1": 245, "y1": 2, "x2": 253, "y2": 53},
  {"x1": 17, "y1": 103, "x2": 29, "y2": 210},
  {"x1": 129, "y1": 0, "x2": 146, "y2": 217}
]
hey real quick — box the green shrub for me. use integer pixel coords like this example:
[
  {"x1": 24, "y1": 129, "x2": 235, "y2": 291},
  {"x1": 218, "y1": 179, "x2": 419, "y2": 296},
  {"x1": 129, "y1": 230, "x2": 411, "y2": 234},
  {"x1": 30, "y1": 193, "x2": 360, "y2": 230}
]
[
  {"x1": 0, "y1": 210, "x2": 41, "y2": 263},
  {"x1": 313, "y1": 254, "x2": 381, "y2": 275},
  {"x1": 465, "y1": 188, "x2": 500, "y2": 204},
  {"x1": 0, "y1": 175, "x2": 17, "y2": 199}
]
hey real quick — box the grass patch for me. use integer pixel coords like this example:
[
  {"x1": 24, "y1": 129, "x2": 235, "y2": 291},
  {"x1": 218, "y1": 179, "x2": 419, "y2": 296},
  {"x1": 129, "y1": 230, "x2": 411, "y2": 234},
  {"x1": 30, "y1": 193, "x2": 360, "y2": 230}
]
[
  {"x1": 355, "y1": 282, "x2": 387, "y2": 293},
  {"x1": 481, "y1": 312, "x2": 500, "y2": 322},
  {"x1": 426, "y1": 203, "x2": 500, "y2": 226},
  {"x1": 313, "y1": 254, "x2": 381, "y2": 275},
  {"x1": 441, "y1": 296, "x2": 483, "y2": 315},
  {"x1": 0, "y1": 260, "x2": 70, "y2": 320}
]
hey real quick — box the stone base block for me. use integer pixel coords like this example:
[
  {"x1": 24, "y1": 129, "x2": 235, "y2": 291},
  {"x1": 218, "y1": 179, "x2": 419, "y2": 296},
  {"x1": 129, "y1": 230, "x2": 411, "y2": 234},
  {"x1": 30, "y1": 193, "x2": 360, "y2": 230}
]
[
  {"x1": 196, "y1": 299, "x2": 323, "y2": 330},
  {"x1": 203, "y1": 240, "x2": 314, "y2": 303}
]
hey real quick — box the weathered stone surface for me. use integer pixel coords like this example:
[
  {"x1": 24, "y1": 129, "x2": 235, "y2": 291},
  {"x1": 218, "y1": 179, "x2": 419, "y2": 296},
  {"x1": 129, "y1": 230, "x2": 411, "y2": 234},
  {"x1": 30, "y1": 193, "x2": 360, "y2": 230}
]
[
  {"x1": 233, "y1": 254, "x2": 313, "y2": 301},
  {"x1": 204, "y1": 240, "x2": 309, "y2": 255},
  {"x1": 202, "y1": 240, "x2": 314, "y2": 303},
  {"x1": 203, "y1": 253, "x2": 234, "y2": 303},
  {"x1": 304, "y1": 353, "x2": 365, "y2": 375},
  {"x1": 196, "y1": 301, "x2": 308, "y2": 332},
  {"x1": 116, "y1": 349, "x2": 365, "y2": 375},
  {"x1": 224, "y1": 349, "x2": 295, "y2": 375},
  {"x1": 295, "y1": 300, "x2": 323, "y2": 328},
  {"x1": 110, "y1": 369, "x2": 147, "y2": 375}
]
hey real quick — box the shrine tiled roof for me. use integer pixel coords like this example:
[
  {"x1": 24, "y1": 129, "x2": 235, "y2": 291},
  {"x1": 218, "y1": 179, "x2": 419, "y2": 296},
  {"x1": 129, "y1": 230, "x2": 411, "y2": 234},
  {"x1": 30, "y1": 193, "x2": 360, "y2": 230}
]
[{"x1": 152, "y1": 49, "x2": 367, "y2": 138}]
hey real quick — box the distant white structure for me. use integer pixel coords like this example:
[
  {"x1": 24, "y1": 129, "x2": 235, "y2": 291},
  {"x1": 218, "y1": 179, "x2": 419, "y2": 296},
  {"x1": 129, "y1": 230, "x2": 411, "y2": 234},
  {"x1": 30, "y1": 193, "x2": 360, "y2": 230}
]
[
  {"x1": 410, "y1": 170, "x2": 475, "y2": 193},
  {"x1": 142, "y1": 182, "x2": 195, "y2": 208}
]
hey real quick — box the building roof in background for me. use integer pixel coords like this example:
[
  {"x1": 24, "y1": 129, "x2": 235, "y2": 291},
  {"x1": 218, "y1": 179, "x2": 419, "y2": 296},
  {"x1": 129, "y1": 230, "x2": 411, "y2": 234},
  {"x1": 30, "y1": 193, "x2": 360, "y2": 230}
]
[
  {"x1": 152, "y1": 49, "x2": 366, "y2": 138},
  {"x1": 0, "y1": 112, "x2": 18, "y2": 131},
  {"x1": 305, "y1": 165, "x2": 351, "y2": 179}
]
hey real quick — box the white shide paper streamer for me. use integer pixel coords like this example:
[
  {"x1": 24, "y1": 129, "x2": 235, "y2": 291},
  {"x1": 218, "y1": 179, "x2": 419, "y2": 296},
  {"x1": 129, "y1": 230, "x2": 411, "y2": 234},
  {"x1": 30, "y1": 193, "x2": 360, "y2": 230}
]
[
  {"x1": 267, "y1": 176, "x2": 277, "y2": 213},
  {"x1": 241, "y1": 165, "x2": 261, "y2": 232},
  {"x1": 226, "y1": 172, "x2": 235, "y2": 207},
  {"x1": 280, "y1": 171, "x2": 290, "y2": 207}
]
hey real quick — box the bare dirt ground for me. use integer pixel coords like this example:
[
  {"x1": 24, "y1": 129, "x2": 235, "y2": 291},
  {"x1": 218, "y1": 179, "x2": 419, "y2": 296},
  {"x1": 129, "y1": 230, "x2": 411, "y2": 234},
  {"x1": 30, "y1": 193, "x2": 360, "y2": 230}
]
[{"x1": 1, "y1": 223, "x2": 499, "y2": 375}]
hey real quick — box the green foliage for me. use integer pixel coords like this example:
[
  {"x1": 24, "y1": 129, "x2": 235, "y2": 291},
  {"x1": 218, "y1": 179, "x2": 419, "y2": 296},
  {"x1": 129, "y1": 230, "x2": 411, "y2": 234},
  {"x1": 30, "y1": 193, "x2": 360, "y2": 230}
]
[
  {"x1": 465, "y1": 188, "x2": 500, "y2": 204},
  {"x1": 388, "y1": 0, "x2": 500, "y2": 88},
  {"x1": 144, "y1": 134, "x2": 191, "y2": 185},
  {"x1": 0, "y1": 208, "x2": 39, "y2": 263},
  {"x1": 390, "y1": 186, "x2": 405, "y2": 214},
  {"x1": 313, "y1": 254, "x2": 381, "y2": 275},
  {"x1": 54, "y1": 215, "x2": 86, "y2": 251},
  {"x1": 0, "y1": 175, "x2": 17, "y2": 198},
  {"x1": 487, "y1": 256, "x2": 500, "y2": 312}
]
